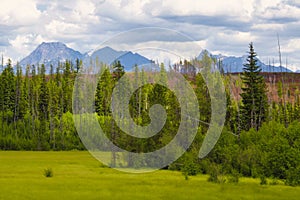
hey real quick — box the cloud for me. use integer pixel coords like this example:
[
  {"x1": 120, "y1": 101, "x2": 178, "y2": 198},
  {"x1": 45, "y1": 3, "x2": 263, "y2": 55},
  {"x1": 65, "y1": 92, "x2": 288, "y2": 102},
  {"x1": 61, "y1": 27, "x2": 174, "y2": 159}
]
[
  {"x1": 0, "y1": 0, "x2": 41, "y2": 26},
  {"x1": 8, "y1": 34, "x2": 45, "y2": 60},
  {"x1": 0, "y1": 0, "x2": 300, "y2": 70},
  {"x1": 145, "y1": 0, "x2": 254, "y2": 19},
  {"x1": 159, "y1": 15, "x2": 252, "y2": 32},
  {"x1": 254, "y1": 0, "x2": 300, "y2": 23},
  {"x1": 45, "y1": 20, "x2": 85, "y2": 37}
]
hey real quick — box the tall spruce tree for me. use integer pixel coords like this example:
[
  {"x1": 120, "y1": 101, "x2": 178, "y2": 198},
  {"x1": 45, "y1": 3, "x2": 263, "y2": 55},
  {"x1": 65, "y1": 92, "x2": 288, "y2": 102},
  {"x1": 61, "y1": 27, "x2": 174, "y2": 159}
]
[
  {"x1": 1, "y1": 59, "x2": 16, "y2": 123},
  {"x1": 112, "y1": 60, "x2": 125, "y2": 80},
  {"x1": 111, "y1": 60, "x2": 125, "y2": 167},
  {"x1": 95, "y1": 66, "x2": 113, "y2": 116},
  {"x1": 38, "y1": 64, "x2": 49, "y2": 121},
  {"x1": 240, "y1": 43, "x2": 268, "y2": 131}
]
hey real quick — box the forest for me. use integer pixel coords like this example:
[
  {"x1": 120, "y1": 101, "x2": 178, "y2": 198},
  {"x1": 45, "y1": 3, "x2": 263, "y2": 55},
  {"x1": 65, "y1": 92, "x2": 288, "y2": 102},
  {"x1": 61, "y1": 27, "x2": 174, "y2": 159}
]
[{"x1": 0, "y1": 43, "x2": 300, "y2": 186}]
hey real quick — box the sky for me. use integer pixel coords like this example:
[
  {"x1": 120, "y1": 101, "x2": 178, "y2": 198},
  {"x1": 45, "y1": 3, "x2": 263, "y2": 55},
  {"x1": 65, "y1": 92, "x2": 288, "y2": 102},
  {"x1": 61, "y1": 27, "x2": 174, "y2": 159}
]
[{"x1": 1, "y1": 0, "x2": 300, "y2": 71}]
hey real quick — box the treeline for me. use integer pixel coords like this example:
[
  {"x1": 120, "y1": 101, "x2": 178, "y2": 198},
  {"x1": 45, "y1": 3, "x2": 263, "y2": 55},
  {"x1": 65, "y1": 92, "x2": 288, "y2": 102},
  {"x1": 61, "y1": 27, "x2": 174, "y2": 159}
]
[
  {"x1": 0, "y1": 43, "x2": 300, "y2": 185},
  {"x1": 0, "y1": 59, "x2": 83, "y2": 150}
]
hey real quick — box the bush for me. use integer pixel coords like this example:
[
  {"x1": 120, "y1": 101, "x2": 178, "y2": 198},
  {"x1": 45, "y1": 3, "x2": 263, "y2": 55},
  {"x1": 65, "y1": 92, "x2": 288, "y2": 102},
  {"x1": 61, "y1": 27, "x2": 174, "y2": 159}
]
[
  {"x1": 207, "y1": 171, "x2": 219, "y2": 183},
  {"x1": 260, "y1": 176, "x2": 267, "y2": 185},
  {"x1": 228, "y1": 170, "x2": 240, "y2": 184},
  {"x1": 269, "y1": 178, "x2": 279, "y2": 185},
  {"x1": 181, "y1": 155, "x2": 199, "y2": 180},
  {"x1": 285, "y1": 167, "x2": 300, "y2": 186},
  {"x1": 44, "y1": 168, "x2": 53, "y2": 178},
  {"x1": 182, "y1": 161, "x2": 198, "y2": 176},
  {"x1": 207, "y1": 165, "x2": 226, "y2": 184}
]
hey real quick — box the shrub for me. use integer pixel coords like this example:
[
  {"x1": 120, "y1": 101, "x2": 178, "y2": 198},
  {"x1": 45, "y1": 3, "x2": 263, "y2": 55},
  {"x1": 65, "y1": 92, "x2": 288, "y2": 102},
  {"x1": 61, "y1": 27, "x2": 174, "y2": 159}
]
[
  {"x1": 44, "y1": 168, "x2": 53, "y2": 178},
  {"x1": 181, "y1": 155, "x2": 199, "y2": 180},
  {"x1": 285, "y1": 167, "x2": 300, "y2": 186},
  {"x1": 182, "y1": 161, "x2": 198, "y2": 176},
  {"x1": 269, "y1": 178, "x2": 279, "y2": 185},
  {"x1": 207, "y1": 170, "x2": 219, "y2": 183},
  {"x1": 207, "y1": 165, "x2": 226, "y2": 184},
  {"x1": 228, "y1": 170, "x2": 240, "y2": 184},
  {"x1": 260, "y1": 176, "x2": 267, "y2": 185},
  {"x1": 183, "y1": 171, "x2": 189, "y2": 181}
]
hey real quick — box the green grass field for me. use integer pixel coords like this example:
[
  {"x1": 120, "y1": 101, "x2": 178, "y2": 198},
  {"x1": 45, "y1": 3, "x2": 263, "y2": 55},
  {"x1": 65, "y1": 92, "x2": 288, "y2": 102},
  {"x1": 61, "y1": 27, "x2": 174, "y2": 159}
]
[{"x1": 0, "y1": 151, "x2": 300, "y2": 200}]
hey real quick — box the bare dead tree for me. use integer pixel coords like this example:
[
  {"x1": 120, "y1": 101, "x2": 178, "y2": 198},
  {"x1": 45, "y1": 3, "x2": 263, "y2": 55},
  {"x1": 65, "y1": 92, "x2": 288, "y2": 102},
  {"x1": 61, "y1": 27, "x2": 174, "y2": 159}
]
[{"x1": 277, "y1": 34, "x2": 288, "y2": 127}]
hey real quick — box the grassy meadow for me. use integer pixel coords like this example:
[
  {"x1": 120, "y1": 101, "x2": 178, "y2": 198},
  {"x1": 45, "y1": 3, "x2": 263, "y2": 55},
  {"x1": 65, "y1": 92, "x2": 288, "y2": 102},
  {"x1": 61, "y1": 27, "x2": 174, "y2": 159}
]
[{"x1": 0, "y1": 151, "x2": 300, "y2": 200}]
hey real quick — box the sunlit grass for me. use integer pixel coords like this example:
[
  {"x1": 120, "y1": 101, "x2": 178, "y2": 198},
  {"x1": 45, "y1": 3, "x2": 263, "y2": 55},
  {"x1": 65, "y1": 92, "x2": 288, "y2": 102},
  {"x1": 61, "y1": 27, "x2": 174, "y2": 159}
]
[{"x1": 0, "y1": 151, "x2": 299, "y2": 200}]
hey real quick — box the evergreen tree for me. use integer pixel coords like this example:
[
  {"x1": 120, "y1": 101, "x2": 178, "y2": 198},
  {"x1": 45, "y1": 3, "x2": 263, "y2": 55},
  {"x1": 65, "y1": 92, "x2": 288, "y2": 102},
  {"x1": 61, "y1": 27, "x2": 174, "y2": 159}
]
[
  {"x1": 62, "y1": 61, "x2": 73, "y2": 113},
  {"x1": 240, "y1": 43, "x2": 268, "y2": 131},
  {"x1": 1, "y1": 59, "x2": 16, "y2": 123},
  {"x1": 48, "y1": 65, "x2": 58, "y2": 148},
  {"x1": 112, "y1": 60, "x2": 125, "y2": 80},
  {"x1": 95, "y1": 66, "x2": 113, "y2": 116},
  {"x1": 38, "y1": 64, "x2": 49, "y2": 121},
  {"x1": 75, "y1": 58, "x2": 82, "y2": 73},
  {"x1": 110, "y1": 60, "x2": 125, "y2": 167},
  {"x1": 37, "y1": 64, "x2": 49, "y2": 150}
]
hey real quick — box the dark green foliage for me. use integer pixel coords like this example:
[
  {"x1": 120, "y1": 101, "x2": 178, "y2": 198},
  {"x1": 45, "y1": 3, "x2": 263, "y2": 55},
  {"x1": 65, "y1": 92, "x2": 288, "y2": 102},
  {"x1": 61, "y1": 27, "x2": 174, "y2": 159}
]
[
  {"x1": 228, "y1": 170, "x2": 240, "y2": 184},
  {"x1": 285, "y1": 167, "x2": 300, "y2": 186},
  {"x1": 95, "y1": 67, "x2": 113, "y2": 116},
  {"x1": 38, "y1": 64, "x2": 49, "y2": 120},
  {"x1": 207, "y1": 164, "x2": 226, "y2": 184},
  {"x1": 240, "y1": 43, "x2": 268, "y2": 131},
  {"x1": 260, "y1": 176, "x2": 268, "y2": 185},
  {"x1": 181, "y1": 154, "x2": 199, "y2": 178},
  {"x1": 207, "y1": 170, "x2": 219, "y2": 183},
  {"x1": 1, "y1": 59, "x2": 16, "y2": 114},
  {"x1": 44, "y1": 168, "x2": 53, "y2": 178},
  {"x1": 112, "y1": 60, "x2": 125, "y2": 80},
  {"x1": 0, "y1": 59, "x2": 83, "y2": 150}
]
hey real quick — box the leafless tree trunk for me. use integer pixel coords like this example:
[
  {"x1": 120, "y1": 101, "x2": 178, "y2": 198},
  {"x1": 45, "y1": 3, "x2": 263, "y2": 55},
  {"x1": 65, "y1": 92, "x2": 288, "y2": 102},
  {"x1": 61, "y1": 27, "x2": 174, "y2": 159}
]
[{"x1": 277, "y1": 34, "x2": 288, "y2": 127}]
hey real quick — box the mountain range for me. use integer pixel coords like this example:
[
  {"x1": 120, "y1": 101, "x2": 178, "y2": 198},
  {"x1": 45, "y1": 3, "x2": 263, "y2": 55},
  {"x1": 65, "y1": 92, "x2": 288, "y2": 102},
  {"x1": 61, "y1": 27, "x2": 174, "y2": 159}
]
[
  {"x1": 85, "y1": 46, "x2": 153, "y2": 71},
  {"x1": 19, "y1": 42, "x2": 293, "y2": 73},
  {"x1": 197, "y1": 50, "x2": 292, "y2": 73},
  {"x1": 19, "y1": 42, "x2": 153, "y2": 72}
]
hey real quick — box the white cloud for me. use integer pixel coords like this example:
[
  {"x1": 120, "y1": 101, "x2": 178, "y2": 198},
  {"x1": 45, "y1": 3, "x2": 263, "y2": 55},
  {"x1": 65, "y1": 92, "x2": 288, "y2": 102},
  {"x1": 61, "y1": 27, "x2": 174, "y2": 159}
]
[
  {"x1": 284, "y1": 38, "x2": 300, "y2": 53},
  {"x1": 8, "y1": 34, "x2": 45, "y2": 61},
  {"x1": 0, "y1": 0, "x2": 41, "y2": 25},
  {"x1": 71, "y1": 0, "x2": 99, "y2": 22},
  {"x1": 258, "y1": 3, "x2": 300, "y2": 20},
  {"x1": 148, "y1": 0, "x2": 254, "y2": 20},
  {"x1": 1, "y1": 0, "x2": 300, "y2": 70},
  {"x1": 217, "y1": 31, "x2": 256, "y2": 44},
  {"x1": 251, "y1": 23, "x2": 284, "y2": 31},
  {"x1": 45, "y1": 20, "x2": 84, "y2": 37}
]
